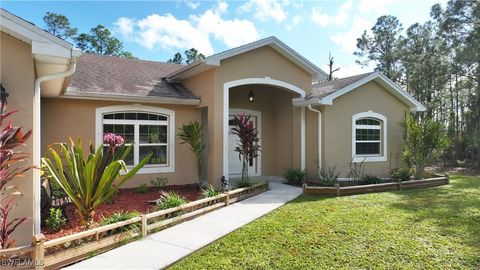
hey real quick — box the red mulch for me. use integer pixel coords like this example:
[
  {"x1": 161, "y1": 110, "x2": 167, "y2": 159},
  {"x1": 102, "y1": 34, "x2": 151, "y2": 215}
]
[{"x1": 42, "y1": 185, "x2": 201, "y2": 240}]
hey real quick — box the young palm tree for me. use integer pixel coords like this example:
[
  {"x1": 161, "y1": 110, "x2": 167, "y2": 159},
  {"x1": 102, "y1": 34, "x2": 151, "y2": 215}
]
[
  {"x1": 177, "y1": 121, "x2": 205, "y2": 187},
  {"x1": 402, "y1": 114, "x2": 450, "y2": 179}
]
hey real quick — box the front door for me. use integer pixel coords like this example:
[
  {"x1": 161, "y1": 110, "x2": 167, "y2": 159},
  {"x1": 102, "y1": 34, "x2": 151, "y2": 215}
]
[{"x1": 228, "y1": 109, "x2": 261, "y2": 177}]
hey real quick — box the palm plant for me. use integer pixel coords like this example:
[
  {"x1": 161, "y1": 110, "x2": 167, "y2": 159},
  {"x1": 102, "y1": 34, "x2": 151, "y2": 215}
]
[
  {"x1": 402, "y1": 113, "x2": 450, "y2": 179},
  {"x1": 41, "y1": 134, "x2": 151, "y2": 226},
  {"x1": 230, "y1": 114, "x2": 260, "y2": 182},
  {"x1": 177, "y1": 121, "x2": 205, "y2": 186}
]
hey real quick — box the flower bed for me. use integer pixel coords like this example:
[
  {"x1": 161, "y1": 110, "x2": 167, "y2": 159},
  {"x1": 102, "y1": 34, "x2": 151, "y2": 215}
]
[
  {"x1": 303, "y1": 175, "x2": 449, "y2": 196},
  {"x1": 42, "y1": 185, "x2": 201, "y2": 240}
]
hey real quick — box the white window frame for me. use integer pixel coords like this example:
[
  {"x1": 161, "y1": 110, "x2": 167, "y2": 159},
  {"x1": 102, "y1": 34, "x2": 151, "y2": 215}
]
[
  {"x1": 352, "y1": 111, "x2": 387, "y2": 162},
  {"x1": 96, "y1": 105, "x2": 175, "y2": 174}
]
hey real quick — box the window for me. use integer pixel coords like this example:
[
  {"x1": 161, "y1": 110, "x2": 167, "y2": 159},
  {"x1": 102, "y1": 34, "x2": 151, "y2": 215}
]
[
  {"x1": 96, "y1": 106, "x2": 175, "y2": 174},
  {"x1": 352, "y1": 112, "x2": 387, "y2": 162}
]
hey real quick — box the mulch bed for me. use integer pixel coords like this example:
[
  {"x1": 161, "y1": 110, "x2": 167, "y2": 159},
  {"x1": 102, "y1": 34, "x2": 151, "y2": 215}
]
[{"x1": 42, "y1": 185, "x2": 201, "y2": 240}]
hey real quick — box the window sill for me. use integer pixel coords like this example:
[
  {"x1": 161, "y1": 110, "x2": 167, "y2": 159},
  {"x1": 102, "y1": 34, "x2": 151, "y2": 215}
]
[
  {"x1": 352, "y1": 155, "x2": 387, "y2": 163},
  {"x1": 124, "y1": 166, "x2": 175, "y2": 175}
]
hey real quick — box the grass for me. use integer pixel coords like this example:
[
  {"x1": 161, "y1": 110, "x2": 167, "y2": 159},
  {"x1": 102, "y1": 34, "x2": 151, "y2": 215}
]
[{"x1": 170, "y1": 175, "x2": 480, "y2": 270}]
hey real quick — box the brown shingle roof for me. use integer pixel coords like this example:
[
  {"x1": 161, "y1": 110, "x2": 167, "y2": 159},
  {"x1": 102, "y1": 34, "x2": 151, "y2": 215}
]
[
  {"x1": 67, "y1": 54, "x2": 199, "y2": 101},
  {"x1": 307, "y1": 72, "x2": 374, "y2": 100}
]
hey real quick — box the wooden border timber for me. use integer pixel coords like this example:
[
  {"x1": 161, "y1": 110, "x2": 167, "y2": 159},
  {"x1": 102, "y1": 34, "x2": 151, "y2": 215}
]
[
  {"x1": 303, "y1": 175, "x2": 449, "y2": 196},
  {"x1": 0, "y1": 182, "x2": 269, "y2": 270}
]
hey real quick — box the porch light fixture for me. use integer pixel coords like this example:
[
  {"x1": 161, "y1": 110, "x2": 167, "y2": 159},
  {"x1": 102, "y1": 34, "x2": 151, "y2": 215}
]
[{"x1": 248, "y1": 90, "x2": 255, "y2": 102}]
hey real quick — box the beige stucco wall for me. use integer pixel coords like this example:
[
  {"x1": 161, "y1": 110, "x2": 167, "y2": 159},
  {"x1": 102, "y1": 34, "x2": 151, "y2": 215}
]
[
  {"x1": 41, "y1": 98, "x2": 200, "y2": 188},
  {"x1": 0, "y1": 32, "x2": 35, "y2": 245},
  {"x1": 322, "y1": 81, "x2": 408, "y2": 177}
]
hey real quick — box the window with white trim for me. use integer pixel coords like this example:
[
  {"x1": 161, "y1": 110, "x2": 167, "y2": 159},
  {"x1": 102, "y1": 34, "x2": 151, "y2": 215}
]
[
  {"x1": 352, "y1": 112, "x2": 387, "y2": 162},
  {"x1": 96, "y1": 106, "x2": 175, "y2": 173}
]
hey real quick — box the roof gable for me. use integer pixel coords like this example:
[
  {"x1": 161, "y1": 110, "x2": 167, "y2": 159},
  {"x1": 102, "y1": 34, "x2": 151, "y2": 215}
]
[
  {"x1": 295, "y1": 72, "x2": 426, "y2": 112},
  {"x1": 167, "y1": 36, "x2": 328, "y2": 81}
]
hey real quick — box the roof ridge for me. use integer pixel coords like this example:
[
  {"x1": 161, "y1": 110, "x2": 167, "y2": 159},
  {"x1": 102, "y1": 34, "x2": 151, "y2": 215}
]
[{"x1": 82, "y1": 53, "x2": 185, "y2": 66}]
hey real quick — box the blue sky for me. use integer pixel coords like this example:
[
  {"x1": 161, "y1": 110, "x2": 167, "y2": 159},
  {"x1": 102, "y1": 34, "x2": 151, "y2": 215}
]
[{"x1": 2, "y1": 0, "x2": 446, "y2": 77}]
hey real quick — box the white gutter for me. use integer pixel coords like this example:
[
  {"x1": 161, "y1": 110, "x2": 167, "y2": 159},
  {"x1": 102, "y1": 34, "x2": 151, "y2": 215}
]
[
  {"x1": 308, "y1": 105, "x2": 322, "y2": 177},
  {"x1": 33, "y1": 62, "x2": 77, "y2": 234}
]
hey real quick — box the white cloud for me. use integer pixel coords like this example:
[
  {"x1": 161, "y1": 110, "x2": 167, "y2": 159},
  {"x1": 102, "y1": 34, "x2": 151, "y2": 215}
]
[
  {"x1": 237, "y1": 0, "x2": 288, "y2": 24},
  {"x1": 311, "y1": 0, "x2": 352, "y2": 27},
  {"x1": 330, "y1": 17, "x2": 372, "y2": 53},
  {"x1": 358, "y1": 0, "x2": 397, "y2": 15},
  {"x1": 114, "y1": 2, "x2": 259, "y2": 56},
  {"x1": 285, "y1": 14, "x2": 303, "y2": 31},
  {"x1": 185, "y1": 1, "x2": 200, "y2": 10},
  {"x1": 114, "y1": 17, "x2": 134, "y2": 36},
  {"x1": 321, "y1": 62, "x2": 373, "y2": 78}
]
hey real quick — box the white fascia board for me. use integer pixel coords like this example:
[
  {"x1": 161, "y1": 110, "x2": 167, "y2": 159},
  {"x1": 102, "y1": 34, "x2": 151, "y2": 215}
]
[
  {"x1": 320, "y1": 72, "x2": 426, "y2": 112},
  {"x1": 63, "y1": 89, "x2": 201, "y2": 105}
]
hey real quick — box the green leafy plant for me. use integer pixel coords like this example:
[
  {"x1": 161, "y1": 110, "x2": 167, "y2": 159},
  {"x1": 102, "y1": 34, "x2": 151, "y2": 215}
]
[
  {"x1": 283, "y1": 168, "x2": 307, "y2": 186},
  {"x1": 100, "y1": 211, "x2": 140, "y2": 234},
  {"x1": 361, "y1": 174, "x2": 383, "y2": 185},
  {"x1": 136, "y1": 183, "x2": 149, "y2": 194},
  {"x1": 319, "y1": 166, "x2": 340, "y2": 186},
  {"x1": 177, "y1": 121, "x2": 205, "y2": 186},
  {"x1": 155, "y1": 191, "x2": 187, "y2": 210},
  {"x1": 150, "y1": 177, "x2": 168, "y2": 189},
  {"x1": 391, "y1": 167, "x2": 412, "y2": 182},
  {"x1": 41, "y1": 134, "x2": 151, "y2": 227},
  {"x1": 235, "y1": 179, "x2": 255, "y2": 188},
  {"x1": 0, "y1": 84, "x2": 32, "y2": 249},
  {"x1": 45, "y1": 208, "x2": 67, "y2": 232},
  {"x1": 202, "y1": 185, "x2": 221, "y2": 198},
  {"x1": 348, "y1": 158, "x2": 366, "y2": 183},
  {"x1": 402, "y1": 114, "x2": 450, "y2": 179},
  {"x1": 230, "y1": 114, "x2": 261, "y2": 182}
]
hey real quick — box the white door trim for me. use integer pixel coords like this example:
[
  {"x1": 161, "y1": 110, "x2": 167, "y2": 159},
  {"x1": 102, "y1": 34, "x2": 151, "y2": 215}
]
[
  {"x1": 229, "y1": 108, "x2": 262, "y2": 177},
  {"x1": 223, "y1": 77, "x2": 306, "y2": 180}
]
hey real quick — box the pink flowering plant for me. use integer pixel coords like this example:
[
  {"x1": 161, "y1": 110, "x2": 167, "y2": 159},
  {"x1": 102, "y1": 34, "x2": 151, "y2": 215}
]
[
  {"x1": 230, "y1": 113, "x2": 260, "y2": 182},
  {"x1": 42, "y1": 133, "x2": 151, "y2": 227}
]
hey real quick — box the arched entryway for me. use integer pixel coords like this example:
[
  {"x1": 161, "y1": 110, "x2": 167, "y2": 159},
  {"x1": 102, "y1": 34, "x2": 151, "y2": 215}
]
[{"x1": 223, "y1": 78, "x2": 306, "y2": 180}]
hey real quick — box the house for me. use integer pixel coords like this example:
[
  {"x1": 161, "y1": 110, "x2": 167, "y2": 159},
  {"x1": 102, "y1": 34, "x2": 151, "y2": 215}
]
[{"x1": 0, "y1": 9, "x2": 425, "y2": 246}]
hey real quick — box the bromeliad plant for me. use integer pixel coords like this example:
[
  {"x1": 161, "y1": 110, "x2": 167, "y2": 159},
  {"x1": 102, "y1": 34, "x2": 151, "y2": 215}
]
[
  {"x1": 41, "y1": 133, "x2": 152, "y2": 227},
  {"x1": 230, "y1": 114, "x2": 261, "y2": 182},
  {"x1": 0, "y1": 84, "x2": 32, "y2": 249}
]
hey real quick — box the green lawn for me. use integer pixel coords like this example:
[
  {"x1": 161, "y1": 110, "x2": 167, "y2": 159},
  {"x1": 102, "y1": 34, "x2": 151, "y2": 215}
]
[{"x1": 170, "y1": 176, "x2": 480, "y2": 270}]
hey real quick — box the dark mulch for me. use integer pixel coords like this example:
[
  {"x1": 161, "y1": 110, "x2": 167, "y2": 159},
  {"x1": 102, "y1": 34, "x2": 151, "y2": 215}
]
[{"x1": 42, "y1": 185, "x2": 201, "y2": 240}]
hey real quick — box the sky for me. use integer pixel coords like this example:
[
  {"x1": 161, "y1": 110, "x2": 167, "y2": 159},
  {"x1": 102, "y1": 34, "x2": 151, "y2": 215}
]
[{"x1": 2, "y1": 0, "x2": 447, "y2": 77}]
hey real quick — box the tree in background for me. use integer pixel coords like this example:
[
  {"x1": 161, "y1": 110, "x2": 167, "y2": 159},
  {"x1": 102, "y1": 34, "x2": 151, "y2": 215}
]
[
  {"x1": 327, "y1": 52, "x2": 340, "y2": 81},
  {"x1": 354, "y1": 15, "x2": 404, "y2": 83},
  {"x1": 43, "y1": 12, "x2": 77, "y2": 40},
  {"x1": 167, "y1": 48, "x2": 205, "y2": 64},
  {"x1": 43, "y1": 12, "x2": 134, "y2": 58}
]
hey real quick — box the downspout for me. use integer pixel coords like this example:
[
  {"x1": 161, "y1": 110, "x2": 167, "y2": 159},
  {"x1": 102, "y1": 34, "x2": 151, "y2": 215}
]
[
  {"x1": 33, "y1": 61, "x2": 77, "y2": 234},
  {"x1": 308, "y1": 105, "x2": 322, "y2": 177}
]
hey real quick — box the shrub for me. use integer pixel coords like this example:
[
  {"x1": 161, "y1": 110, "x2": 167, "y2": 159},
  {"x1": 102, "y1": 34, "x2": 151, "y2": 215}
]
[
  {"x1": 319, "y1": 166, "x2": 339, "y2": 186},
  {"x1": 177, "y1": 122, "x2": 205, "y2": 186},
  {"x1": 348, "y1": 158, "x2": 366, "y2": 183},
  {"x1": 283, "y1": 168, "x2": 307, "y2": 186},
  {"x1": 391, "y1": 168, "x2": 412, "y2": 182},
  {"x1": 156, "y1": 191, "x2": 187, "y2": 210},
  {"x1": 150, "y1": 177, "x2": 168, "y2": 189},
  {"x1": 361, "y1": 174, "x2": 383, "y2": 185},
  {"x1": 136, "y1": 184, "x2": 149, "y2": 194},
  {"x1": 45, "y1": 208, "x2": 67, "y2": 232},
  {"x1": 230, "y1": 114, "x2": 261, "y2": 182},
  {"x1": 100, "y1": 211, "x2": 140, "y2": 234},
  {"x1": 202, "y1": 185, "x2": 221, "y2": 198},
  {"x1": 235, "y1": 179, "x2": 254, "y2": 188}
]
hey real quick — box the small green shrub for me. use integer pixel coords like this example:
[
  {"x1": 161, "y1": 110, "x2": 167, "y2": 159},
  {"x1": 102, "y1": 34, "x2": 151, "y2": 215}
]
[
  {"x1": 100, "y1": 211, "x2": 140, "y2": 234},
  {"x1": 235, "y1": 179, "x2": 254, "y2": 188},
  {"x1": 156, "y1": 191, "x2": 188, "y2": 210},
  {"x1": 150, "y1": 177, "x2": 168, "y2": 189},
  {"x1": 136, "y1": 183, "x2": 149, "y2": 193},
  {"x1": 319, "y1": 166, "x2": 339, "y2": 186},
  {"x1": 202, "y1": 185, "x2": 222, "y2": 198},
  {"x1": 45, "y1": 208, "x2": 67, "y2": 232},
  {"x1": 283, "y1": 168, "x2": 307, "y2": 185},
  {"x1": 361, "y1": 174, "x2": 383, "y2": 185},
  {"x1": 391, "y1": 167, "x2": 412, "y2": 182}
]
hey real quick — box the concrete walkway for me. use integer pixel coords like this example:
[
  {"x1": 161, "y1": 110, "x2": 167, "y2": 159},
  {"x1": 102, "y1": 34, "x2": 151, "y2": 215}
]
[{"x1": 66, "y1": 181, "x2": 302, "y2": 270}]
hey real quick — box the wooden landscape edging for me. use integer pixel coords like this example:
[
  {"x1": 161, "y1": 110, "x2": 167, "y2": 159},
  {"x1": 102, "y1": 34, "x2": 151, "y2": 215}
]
[
  {"x1": 303, "y1": 175, "x2": 449, "y2": 196},
  {"x1": 1, "y1": 182, "x2": 269, "y2": 270}
]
